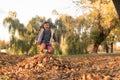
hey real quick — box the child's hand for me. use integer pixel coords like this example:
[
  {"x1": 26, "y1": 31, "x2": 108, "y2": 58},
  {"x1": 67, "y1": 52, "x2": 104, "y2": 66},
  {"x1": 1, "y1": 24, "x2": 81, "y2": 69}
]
[{"x1": 34, "y1": 40, "x2": 38, "y2": 44}]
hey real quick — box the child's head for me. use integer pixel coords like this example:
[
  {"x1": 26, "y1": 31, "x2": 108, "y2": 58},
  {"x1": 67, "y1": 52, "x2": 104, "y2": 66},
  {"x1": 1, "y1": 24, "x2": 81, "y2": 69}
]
[{"x1": 43, "y1": 21, "x2": 50, "y2": 29}]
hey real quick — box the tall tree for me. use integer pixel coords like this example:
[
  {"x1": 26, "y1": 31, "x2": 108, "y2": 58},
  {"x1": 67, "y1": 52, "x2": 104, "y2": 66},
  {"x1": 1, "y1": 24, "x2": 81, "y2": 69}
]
[
  {"x1": 3, "y1": 11, "x2": 26, "y2": 54},
  {"x1": 74, "y1": 0, "x2": 119, "y2": 53}
]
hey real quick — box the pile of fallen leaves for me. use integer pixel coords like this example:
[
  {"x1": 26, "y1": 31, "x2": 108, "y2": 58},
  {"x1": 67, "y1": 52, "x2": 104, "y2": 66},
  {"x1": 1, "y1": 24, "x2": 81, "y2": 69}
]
[
  {"x1": 0, "y1": 53, "x2": 77, "y2": 80},
  {"x1": 0, "y1": 53, "x2": 120, "y2": 80},
  {"x1": 0, "y1": 53, "x2": 26, "y2": 67}
]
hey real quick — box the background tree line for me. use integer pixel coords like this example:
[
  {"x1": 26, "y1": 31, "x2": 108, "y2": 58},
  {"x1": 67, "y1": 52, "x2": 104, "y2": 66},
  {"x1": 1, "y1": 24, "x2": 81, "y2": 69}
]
[{"x1": 1, "y1": 0, "x2": 120, "y2": 55}]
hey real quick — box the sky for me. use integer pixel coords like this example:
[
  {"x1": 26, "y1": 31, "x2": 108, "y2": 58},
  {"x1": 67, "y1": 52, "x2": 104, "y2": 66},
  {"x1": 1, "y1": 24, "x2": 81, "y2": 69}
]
[{"x1": 0, "y1": 0, "x2": 82, "y2": 41}]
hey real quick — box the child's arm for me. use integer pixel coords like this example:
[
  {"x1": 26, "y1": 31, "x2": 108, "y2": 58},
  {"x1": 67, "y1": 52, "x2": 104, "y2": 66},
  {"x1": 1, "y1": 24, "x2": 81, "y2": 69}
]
[{"x1": 35, "y1": 29, "x2": 44, "y2": 44}]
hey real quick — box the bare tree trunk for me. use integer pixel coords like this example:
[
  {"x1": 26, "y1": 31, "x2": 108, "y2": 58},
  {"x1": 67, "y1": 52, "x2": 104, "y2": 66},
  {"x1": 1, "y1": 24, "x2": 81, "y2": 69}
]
[
  {"x1": 112, "y1": 0, "x2": 120, "y2": 19},
  {"x1": 93, "y1": 42, "x2": 100, "y2": 53},
  {"x1": 92, "y1": 31, "x2": 108, "y2": 54},
  {"x1": 110, "y1": 42, "x2": 113, "y2": 53}
]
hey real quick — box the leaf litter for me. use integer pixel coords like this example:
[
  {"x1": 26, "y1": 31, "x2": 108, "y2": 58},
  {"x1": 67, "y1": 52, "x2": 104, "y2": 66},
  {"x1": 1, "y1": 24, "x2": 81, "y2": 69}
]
[{"x1": 0, "y1": 53, "x2": 120, "y2": 80}]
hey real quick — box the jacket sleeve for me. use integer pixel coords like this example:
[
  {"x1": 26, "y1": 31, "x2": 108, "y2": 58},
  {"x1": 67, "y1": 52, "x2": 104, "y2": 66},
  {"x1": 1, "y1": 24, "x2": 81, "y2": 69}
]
[{"x1": 36, "y1": 29, "x2": 44, "y2": 44}]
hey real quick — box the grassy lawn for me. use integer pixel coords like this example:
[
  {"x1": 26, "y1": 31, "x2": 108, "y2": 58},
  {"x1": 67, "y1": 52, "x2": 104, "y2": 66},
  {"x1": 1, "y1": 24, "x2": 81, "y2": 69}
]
[{"x1": 54, "y1": 52, "x2": 120, "y2": 58}]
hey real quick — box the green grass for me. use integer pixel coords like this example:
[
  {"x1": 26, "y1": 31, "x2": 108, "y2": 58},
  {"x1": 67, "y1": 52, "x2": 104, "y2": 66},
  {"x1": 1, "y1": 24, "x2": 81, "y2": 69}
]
[{"x1": 53, "y1": 53, "x2": 120, "y2": 58}]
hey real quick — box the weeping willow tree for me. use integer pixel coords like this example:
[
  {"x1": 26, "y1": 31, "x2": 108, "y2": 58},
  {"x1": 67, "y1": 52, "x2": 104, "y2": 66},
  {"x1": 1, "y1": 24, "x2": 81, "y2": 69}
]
[
  {"x1": 54, "y1": 14, "x2": 76, "y2": 55},
  {"x1": 3, "y1": 11, "x2": 27, "y2": 55},
  {"x1": 75, "y1": 15, "x2": 92, "y2": 54},
  {"x1": 55, "y1": 14, "x2": 91, "y2": 55}
]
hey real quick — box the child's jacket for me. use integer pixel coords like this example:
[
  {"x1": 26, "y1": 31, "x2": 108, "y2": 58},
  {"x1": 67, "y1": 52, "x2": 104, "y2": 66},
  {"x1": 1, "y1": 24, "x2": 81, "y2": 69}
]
[{"x1": 36, "y1": 28, "x2": 58, "y2": 44}]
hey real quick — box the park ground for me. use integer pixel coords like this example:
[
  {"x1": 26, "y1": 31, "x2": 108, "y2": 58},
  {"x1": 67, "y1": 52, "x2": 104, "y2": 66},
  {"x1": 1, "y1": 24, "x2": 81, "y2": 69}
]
[{"x1": 0, "y1": 52, "x2": 120, "y2": 80}]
